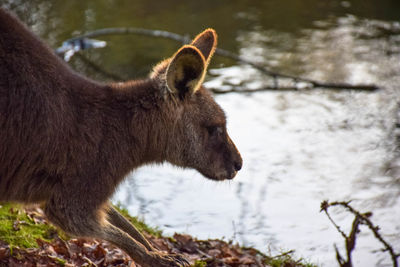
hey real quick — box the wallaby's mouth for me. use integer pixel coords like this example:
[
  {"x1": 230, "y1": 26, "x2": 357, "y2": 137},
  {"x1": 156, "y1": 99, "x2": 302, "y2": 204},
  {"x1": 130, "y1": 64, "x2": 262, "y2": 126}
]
[
  {"x1": 199, "y1": 168, "x2": 238, "y2": 181},
  {"x1": 227, "y1": 170, "x2": 238, "y2": 180}
]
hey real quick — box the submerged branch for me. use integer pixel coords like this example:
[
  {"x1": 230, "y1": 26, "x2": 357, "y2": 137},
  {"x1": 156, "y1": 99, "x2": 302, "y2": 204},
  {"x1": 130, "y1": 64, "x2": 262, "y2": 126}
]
[
  {"x1": 213, "y1": 48, "x2": 379, "y2": 91},
  {"x1": 58, "y1": 27, "x2": 380, "y2": 92},
  {"x1": 75, "y1": 53, "x2": 125, "y2": 81},
  {"x1": 68, "y1": 27, "x2": 191, "y2": 44},
  {"x1": 209, "y1": 84, "x2": 376, "y2": 94}
]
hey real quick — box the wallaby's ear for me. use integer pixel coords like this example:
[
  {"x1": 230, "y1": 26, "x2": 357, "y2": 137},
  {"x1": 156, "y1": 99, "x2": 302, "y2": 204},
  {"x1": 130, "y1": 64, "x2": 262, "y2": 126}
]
[
  {"x1": 191, "y1": 28, "x2": 217, "y2": 63},
  {"x1": 166, "y1": 45, "x2": 206, "y2": 98}
]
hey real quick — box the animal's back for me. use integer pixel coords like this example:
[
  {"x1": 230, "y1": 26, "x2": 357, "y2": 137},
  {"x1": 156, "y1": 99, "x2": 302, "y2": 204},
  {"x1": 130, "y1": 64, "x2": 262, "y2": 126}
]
[{"x1": 0, "y1": 8, "x2": 79, "y2": 202}]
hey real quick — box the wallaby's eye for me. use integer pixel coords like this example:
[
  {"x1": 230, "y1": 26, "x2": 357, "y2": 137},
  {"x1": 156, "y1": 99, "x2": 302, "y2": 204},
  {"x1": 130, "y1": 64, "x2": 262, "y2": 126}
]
[
  {"x1": 207, "y1": 126, "x2": 222, "y2": 136},
  {"x1": 207, "y1": 126, "x2": 216, "y2": 135}
]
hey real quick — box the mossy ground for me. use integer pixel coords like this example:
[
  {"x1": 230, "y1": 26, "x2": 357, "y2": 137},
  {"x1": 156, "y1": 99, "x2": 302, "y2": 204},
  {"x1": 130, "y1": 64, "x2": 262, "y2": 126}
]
[
  {"x1": 0, "y1": 202, "x2": 317, "y2": 267},
  {"x1": 0, "y1": 203, "x2": 57, "y2": 249}
]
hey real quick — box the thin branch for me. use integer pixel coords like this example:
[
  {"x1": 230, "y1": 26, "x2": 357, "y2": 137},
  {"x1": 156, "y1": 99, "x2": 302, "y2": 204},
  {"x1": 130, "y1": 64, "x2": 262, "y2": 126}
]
[
  {"x1": 324, "y1": 207, "x2": 361, "y2": 267},
  {"x1": 347, "y1": 216, "x2": 361, "y2": 260},
  {"x1": 321, "y1": 200, "x2": 399, "y2": 267},
  {"x1": 330, "y1": 201, "x2": 398, "y2": 267},
  {"x1": 322, "y1": 208, "x2": 348, "y2": 240},
  {"x1": 59, "y1": 27, "x2": 380, "y2": 91},
  {"x1": 334, "y1": 244, "x2": 347, "y2": 267}
]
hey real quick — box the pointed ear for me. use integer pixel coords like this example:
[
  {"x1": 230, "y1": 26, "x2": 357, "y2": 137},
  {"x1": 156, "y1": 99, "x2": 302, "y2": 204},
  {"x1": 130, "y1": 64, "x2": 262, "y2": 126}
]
[
  {"x1": 166, "y1": 45, "x2": 206, "y2": 98},
  {"x1": 191, "y1": 28, "x2": 217, "y2": 63}
]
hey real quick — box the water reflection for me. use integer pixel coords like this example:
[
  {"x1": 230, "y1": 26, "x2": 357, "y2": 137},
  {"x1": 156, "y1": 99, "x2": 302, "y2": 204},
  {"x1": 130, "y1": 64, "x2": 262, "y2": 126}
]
[
  {"x1": 209, "y1": 15, "x2": 400, "y2": 266},
  {"x1": 2, "y1": 1, "x2": 400, "y2": 266}
]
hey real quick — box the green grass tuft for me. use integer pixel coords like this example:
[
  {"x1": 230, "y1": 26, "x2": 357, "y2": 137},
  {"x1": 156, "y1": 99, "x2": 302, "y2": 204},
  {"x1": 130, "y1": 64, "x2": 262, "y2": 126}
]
[
  {"x1": 48, "y1": 255, "x2": 67, "y2": 266},
  {"x1": 192, "y1": 260, "x2": 207, "y2": 267},
  {"x1": 0, "y1": 203, "x2": 58, "y2": 249},
  {"x1": 113, "y1": 203, "x2": 162, "y2": 238},
  {"x1": 266, "y1": 251, "x2": 318, "y2": 267}
]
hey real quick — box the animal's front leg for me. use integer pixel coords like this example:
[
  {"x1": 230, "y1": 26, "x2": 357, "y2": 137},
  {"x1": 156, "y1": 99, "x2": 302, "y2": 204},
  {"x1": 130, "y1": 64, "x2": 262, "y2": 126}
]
[
  {"x1": 106, "y1": 204, "x2": 190, "y2": 266},
  {"x1": 101, "y1": 223, "x2": 189, "y2": 267},
  {"x1": 106, "y1": 204, "x2": 155, "y2": 251},
  {"x1": 45, "y1": 198, "x2": 189, "y2": 267}
]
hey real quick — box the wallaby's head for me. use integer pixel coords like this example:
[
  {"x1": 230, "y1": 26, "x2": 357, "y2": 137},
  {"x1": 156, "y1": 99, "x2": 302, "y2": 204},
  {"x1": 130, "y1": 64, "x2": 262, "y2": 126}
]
[{"x1": 148, "y1": 29, "x2": 242, "y2": 181}]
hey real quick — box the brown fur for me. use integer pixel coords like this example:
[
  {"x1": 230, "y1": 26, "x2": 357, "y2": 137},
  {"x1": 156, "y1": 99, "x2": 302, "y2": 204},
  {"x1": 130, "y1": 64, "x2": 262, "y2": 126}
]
[{"x1": 0, "y1": 8, "x2": 242, "y2": 267}]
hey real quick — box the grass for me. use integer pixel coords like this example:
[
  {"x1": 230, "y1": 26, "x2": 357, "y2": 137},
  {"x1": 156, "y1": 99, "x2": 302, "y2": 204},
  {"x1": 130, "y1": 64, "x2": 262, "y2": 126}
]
[
  {"x1": 268, "y1": 255, "x2": 317, "y2": 267},
  {"x1": 0, "y1": 203, "x2": 58, "y2": 249},
  {"x1": 192, "y1": 260, "x2": 208, "y2": 267},
  {"x1": 238, "y1": 245, "x2": 317, "y2": 267},
  {"x1": 113, "y1": 203, "x2": 163, "y2": 237}
]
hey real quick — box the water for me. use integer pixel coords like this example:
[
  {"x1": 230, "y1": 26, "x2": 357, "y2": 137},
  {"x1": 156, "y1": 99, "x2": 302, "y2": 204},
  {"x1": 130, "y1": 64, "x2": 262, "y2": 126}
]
[{"x1": 2, "y1": 1, "x2": 400, "y2": 266}]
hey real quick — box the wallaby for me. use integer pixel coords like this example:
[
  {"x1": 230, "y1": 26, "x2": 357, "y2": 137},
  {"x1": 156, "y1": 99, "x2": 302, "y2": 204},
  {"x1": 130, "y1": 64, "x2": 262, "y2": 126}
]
[{"x1": 0, "y1": 8, "x2": 242, "y2": 267}]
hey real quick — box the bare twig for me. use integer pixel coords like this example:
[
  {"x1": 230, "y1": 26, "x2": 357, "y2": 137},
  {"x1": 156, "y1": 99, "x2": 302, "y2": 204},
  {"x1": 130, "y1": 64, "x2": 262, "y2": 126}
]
[
  {"x1": 346, "y1": 215, "x2": 361, "y2": 264},
  {"x1": 334, "y1": 244, "x2": 347, "y2": 267},
  {"x1": 58, "y1": 27, "x2": 380, "y2": 91},
  {"x1": 321, "y1": 200, "x2": 356, "y2": 267},
  {"x1": 321, "y1": 200, "x2": 399, "y2": 267},
  {"x1": 322, "y1": 207, "x2": 348, "y2": 240}
]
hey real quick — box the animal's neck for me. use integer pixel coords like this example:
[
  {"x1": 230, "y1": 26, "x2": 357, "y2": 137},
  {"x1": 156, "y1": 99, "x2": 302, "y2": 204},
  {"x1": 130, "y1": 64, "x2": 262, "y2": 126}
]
[{"x1": 105, "y1": 79, "x2": 173, "y2": 171}]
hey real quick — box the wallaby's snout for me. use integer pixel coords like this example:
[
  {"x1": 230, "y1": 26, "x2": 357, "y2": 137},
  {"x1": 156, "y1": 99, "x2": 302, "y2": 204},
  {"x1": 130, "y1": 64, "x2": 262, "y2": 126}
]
[
  {"x1": 221, "y1": 134, "x2": 242, "y2": 180},
  {"x1": 228, "y1": 136, "x2": 243, "y2": 179}
]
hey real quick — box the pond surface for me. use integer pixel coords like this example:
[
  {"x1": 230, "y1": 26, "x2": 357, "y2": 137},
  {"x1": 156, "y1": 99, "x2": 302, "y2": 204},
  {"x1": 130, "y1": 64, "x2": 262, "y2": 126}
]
[{"x1": 2, "y1": 0, "x2": 400, "y2": 266}]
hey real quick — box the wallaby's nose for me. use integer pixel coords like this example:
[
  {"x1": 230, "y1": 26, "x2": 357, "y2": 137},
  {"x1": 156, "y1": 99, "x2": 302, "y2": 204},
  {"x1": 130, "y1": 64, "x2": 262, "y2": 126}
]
[
  {"x1": 228, "y1": 134, "x2": 243, "y2": 172},
  {"x1": 234, "y1": 159, "x2": 242, "y2": 171}
]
